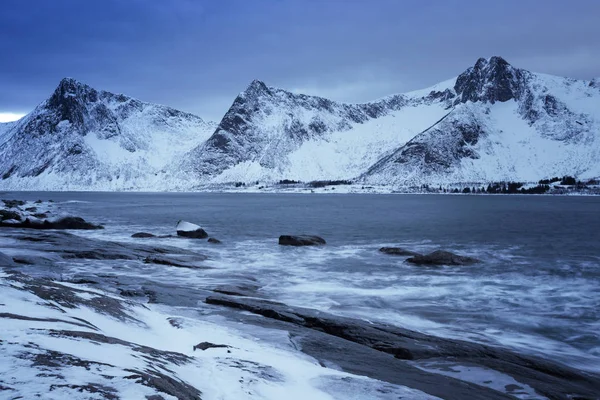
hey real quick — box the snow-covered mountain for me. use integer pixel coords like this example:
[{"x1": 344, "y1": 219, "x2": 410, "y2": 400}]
[
  {"x1": 363, "y1": 57, "x2": 600, "y2": 186},
  {"x1": 180, "y1": 56, "x2": 600, "y2": 187},
  {"x1": 177, "y1": 79, "x2": 455, "y2": 184},
  {"x1": 1, "y1": 57, "x2": 598, "y2": 191},
  {"x1": 0, "y1": 78, "x2": 216, "y2": 190}
]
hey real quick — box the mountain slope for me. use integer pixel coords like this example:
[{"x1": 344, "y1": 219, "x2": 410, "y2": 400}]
[
  {"x1": 362, "y1": 57, "x2": 600, "y2": 186},
  {"x1": 0, "y1": 78, "x2": 216, "y2": 190},
  {"x1": 177, "y1": 79, "x2": 455, "y2": 183},
  {"x1": 181, "y1": 56, "x2": 599, "y2": 187}
]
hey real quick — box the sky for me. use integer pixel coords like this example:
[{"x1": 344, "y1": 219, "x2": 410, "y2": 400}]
[{"x1": 1, "y1": 0, "x2": 599, "y2": 122}]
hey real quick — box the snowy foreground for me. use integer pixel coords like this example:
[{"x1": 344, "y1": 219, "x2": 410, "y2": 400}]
[{"x1": 1, "y1": 203, "x2": 600, "y2": 399}]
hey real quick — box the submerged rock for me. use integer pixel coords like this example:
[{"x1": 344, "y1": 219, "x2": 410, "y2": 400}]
[
  {"x1": 278, "y1": 235, "x2": 326, "y2": 246},
  {"x1": 144, "y1": 255, "x2": 209, "y2": 269},
  {"x1": 132, "y1": 232, "x2": 156, "y2": 238},
  {"x1": 176, "y1": 220, "x2": 208, "y2": 239},
  {"x1": 407, "y1": 250, "x2": 481, "y2": 266},
  {"x1": 379, "y1": 247, "x2": 421, "y2": 257},
  {"x1": 207, "y1": 237, "x2": 222, "y2": 244}
]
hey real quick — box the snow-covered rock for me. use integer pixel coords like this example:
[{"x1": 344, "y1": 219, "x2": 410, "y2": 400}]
[
  {"x1": 176, "y1": 220, "x2": 208, "y2": 238},
  {"x1": 0, "y1": 78, "x2": 216, "y2": 190}
]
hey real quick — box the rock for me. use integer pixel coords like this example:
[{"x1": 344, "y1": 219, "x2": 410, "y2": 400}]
[
  {"x1": 176, "y1": 220, "x2": 208, "y2": 239},
  {"x1": 278, "y1": 235, "x2": 326, "y2": 246},
  {"x1": 67, "y1": 278, "x2": 99, "y2": 285},
  {"x1": 406, "y1": 250, "x2": 481, "y2": 266},
  {"x1": 0, "y1": 216, "x2": 103, "y2": 230},
  {"x1": 206, "y1": 294, "x2": 600, "y2": 400},
  {"x1": 207, "y1": 237, "x2": 221, "y2": 244},
  {"x1": 119, "y1": 289, "x2": 145, "y2": 297},
  {"x1": 131, "y1": 232, "x2": 156, "y2": 238},
  {"x1": 213, "y1": 284, "x2": 259, "y2": 297},
  {"x1": 25, "y1": 207, "x2": 38, "y2": 212},
  {"x1": 32, "y1": 213, "x2": 48, "y2": 219},
  {"x1": 34, "y1": 199, "x2": 43, "y2": 204},
  {"x1": 193, "y1": 342, "x2": 231, "y2": 351},
  {"x1": 2, "y1": 199, "x2": 25, "y2": 208},
  {"x1": 144, "y1": 255, "x2": 209, "y2": 269},
  {"x1": 0, "y1": 209, "x2": 21, "y2": 221},
  {"x1": 379, "y1": 247, "x2": 421, "y2": 257},
  {"x1": 48, "y1": 217, "x2": 104, "y2": 230}
]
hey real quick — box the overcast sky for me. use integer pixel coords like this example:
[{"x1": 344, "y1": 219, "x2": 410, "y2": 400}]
[{"x1": 1, "y1": 0, "x2": 599, "y2": 122}]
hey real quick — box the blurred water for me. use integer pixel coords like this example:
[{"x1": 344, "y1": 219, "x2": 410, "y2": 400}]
[{"x1": 3, "y1": 191, "x2": 600, "y2": 371}]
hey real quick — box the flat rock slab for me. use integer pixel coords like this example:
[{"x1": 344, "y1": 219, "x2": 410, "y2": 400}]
[
  {"x1": 205, "y1": 294, "x2": 600, "y2": 400},
  {"x1": 278, "y1": 235, "x2": 326, "y2": 246},
  {"x1": 407, "y1": 250, "x2": 481, "y2": 266},
  {"x1": 3, "y1": 231, "x2": 207, "y2": 267}
]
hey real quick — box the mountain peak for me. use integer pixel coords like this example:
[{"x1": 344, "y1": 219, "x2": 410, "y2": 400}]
[
  {"x1": 46, "y1": 78, "x2": 101, "y2": 126},
  {"x1": 455, "y1": 56, "x2": 523, "y2": 104},
  {"x1": 242, "y1": 79, "x2": 272, "y2": 98}
]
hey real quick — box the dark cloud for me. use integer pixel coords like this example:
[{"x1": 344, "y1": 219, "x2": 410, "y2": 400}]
[{"x1": 1, "y1": 0, "x2": 599, "y2": 121}]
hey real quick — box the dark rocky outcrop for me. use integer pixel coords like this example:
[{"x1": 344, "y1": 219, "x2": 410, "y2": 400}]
[
  {"x1": 207, "y1": 237, "x2": 221, "y2": 244},
  {"x1": 193, "y1": 342, "x2": 231, "y2": 351},
  {"x1": 379, "y1": 247, "x2": 421, "y2": 257},
  {"x1": 0, "y1": 209, "x2": 22, "y2": 221},
  {"x1": 278, "y1": 235, "x2": 326, "y2": 246},
  {"x1": 2, "y1": 199, "x2": 25, "y2": 208},
  {"x1": 132, "y1": 232, "x2": 156, "y2": 238},
  {"x1": 0, "y1": 216, "x2": 103, "y2": 230},
  {"x1": 406, "y1": 250, "x2": 481, "y2": 266},
  {"x1": 454, "y1": 56, "x2": 526, "y2": 104}
]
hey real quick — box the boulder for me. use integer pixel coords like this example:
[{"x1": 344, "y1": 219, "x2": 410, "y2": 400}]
[
  {"x1": 176, "y1": 220, "x2": 208, "y2": 239},
  {"x1": 207, "y1": 237, "x2": 222, "y2": 244},
  {"x1": 0, "y1": 210, "x2": 21, "y2": 221},
  {"x1": 47, "y1": 217, "x2": 104, "y2": 230},
  {"x1": 279, "y1": 235, "x2": 326, "y2": 246},
  {"x1": 131, "y1": 232, "x2": 156, "y2": 238},
  {"x1": 406, "y1": 250, "x2": 481, "y2": 266},
  {"x1": 2, "y1": 199, "x2": 25, "y2": 208},
  {"x1": 379, "y1": 247, "x2": 421, "y2": 257}
]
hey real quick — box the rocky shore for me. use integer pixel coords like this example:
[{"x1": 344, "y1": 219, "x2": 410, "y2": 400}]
[{"x1": 1, "y1": 200, "x2": 599, "y2": 399}]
